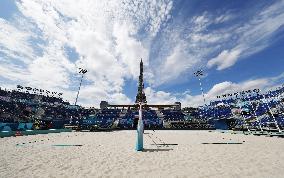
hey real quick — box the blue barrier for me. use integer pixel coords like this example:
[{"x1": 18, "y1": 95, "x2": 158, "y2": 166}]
[
  {"x1": 2, "y1": 126, "x2": 12, "y2": 132},
  {"x1": 214, "y1": 120, "x2": 228, "y2": 130},
  {"x1": 0, "y1": 123, "x2": 34, "y2": 131},
  {"x1": 26, "y1": 123, "x2": 33, "y2": 130},
  {"x1": 0, "y1": 128, "x2": 72, "y2": 138},
  {"x1": 17, "y1": 123, "x2": 26, "y2": 130}
]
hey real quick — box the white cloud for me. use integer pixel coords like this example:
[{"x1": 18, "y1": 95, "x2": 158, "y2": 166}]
[
  {"x1": 0, "y1": 18, "x2": 34, "y2": 63},
  {"x1": 0, "y1": 62, "x2": 29, "y2": 82},
  {"x1": 153, "y1": 43, "x2": 200, "y2": 86},
  {"x1": 0, "y1": 0, "x2": 173, "y2": 107},
  {"x1": 113, "y1": 22, "x2": 149, "y2": 79},
  {"x1": 150, "y1": 0, "x2": 284, "y2": 86},
  {"x1": 1, "y1": 0, "x2": 283, "y2": 108},
  {"x1": 207, "y1": 0, "x2": 284, "y2": 70},
  {"x1": 144, "y1": 87, "x2": 177, "y2": 104},
  {"x1": 119, "y1": 0, "x2": 173, "y2": 37},
  {"x1": 207, "y1": 49, "x2": 241, "y2": 70},
  {"x1": 145, "y1": 73, "x2": 284, "y2": 107}
]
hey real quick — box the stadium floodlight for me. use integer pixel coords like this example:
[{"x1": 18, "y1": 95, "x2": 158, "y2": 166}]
[
  {"x1": 79, "y1": 68, "x2": 88, "y2": 74},
  {"x1": 74, "y1": 68, "x2": 88, "y2": 106},
  {"x1": 194, "y1": 69, "x2": 206, "y2": 105}
]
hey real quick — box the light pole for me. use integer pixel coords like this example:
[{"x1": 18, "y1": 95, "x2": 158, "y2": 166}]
[
  {"x1": 194, "y1": 70, "x2": 206, "y2": 105},
  {"x1": 74, "y1": 68, "x2": 87, "y2": 106}
]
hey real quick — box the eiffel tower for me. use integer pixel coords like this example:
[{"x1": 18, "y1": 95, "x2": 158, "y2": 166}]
[{"x1": 135, "y1": 59, "x2": 147, "y2": 104}]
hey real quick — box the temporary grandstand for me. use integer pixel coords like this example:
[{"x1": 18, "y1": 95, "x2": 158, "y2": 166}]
[{"x1": 0, "y1": 59, "x2": 283, "y2": 133}]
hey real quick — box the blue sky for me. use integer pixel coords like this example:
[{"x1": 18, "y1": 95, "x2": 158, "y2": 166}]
[{"x1": 0, "y1": 0, "x2": 283, "y2": 107}]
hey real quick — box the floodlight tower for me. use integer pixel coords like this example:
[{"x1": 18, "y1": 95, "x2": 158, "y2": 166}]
[
  {"x1": 74, "y1": 68, "x2": 88, "y2": 106},
  {"x1": 194, "y1": 70, "x2": 206, "y2": 105}
]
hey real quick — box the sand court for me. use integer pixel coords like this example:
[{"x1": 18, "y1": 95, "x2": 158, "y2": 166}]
[{"x1": 1, "y1": 130, "x2": 284, "y2": 178}]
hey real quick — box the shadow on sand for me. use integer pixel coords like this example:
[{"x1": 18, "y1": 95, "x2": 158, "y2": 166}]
[
  {"x1": 142, "y1": 148, "x2": 173, "y2": 152},
  {"x1": 150, "y1": 143, "x2": 178, "y2": 146},
  {"x1": 202, "y1": 142, "x2": 243, "y2": 145},
  {"x1": 52, "y1": 144, "x2": 83, "y2": 147}
]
